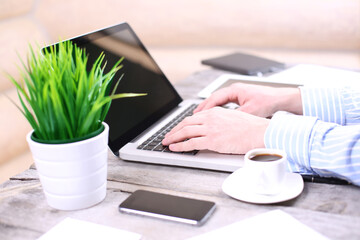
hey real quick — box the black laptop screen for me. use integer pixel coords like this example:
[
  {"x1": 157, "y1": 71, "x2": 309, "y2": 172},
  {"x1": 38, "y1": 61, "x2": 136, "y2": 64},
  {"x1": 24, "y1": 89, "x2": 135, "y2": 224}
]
[{"x1": 52, "y1": 23, "x2": 182, "y2": 153}]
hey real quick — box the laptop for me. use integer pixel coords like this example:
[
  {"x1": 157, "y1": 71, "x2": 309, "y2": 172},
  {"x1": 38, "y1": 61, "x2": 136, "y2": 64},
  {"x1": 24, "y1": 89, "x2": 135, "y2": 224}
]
[{"x1": 65, "y1": 22, "x2": 243, "y2": 172}]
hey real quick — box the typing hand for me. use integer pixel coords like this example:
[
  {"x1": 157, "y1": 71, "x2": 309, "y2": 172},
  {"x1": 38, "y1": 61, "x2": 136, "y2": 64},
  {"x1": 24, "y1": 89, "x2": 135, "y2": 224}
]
[
  {"x1": 194, "y1": 83, "x2": 303, "y2": 117},
  {"x1": 162, "y1": 107, "x2": 270, "y2": 154}
]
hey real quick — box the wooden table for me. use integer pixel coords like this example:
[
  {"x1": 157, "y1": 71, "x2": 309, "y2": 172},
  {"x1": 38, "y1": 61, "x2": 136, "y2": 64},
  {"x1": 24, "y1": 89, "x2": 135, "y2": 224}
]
[{"x1": 1, "y1": 70, "x2": 360, "y2": 240}]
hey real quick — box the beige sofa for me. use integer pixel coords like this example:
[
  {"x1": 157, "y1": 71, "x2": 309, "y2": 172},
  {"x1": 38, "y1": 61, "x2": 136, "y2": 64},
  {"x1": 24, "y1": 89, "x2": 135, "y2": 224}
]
[{"x1": 1, "y1": 0, "x2": 359, "y2": 183}]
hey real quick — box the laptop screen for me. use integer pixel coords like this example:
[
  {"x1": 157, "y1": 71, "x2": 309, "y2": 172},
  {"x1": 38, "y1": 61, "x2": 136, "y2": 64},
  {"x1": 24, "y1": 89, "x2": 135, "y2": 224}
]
[{"x1": 50, "y1": 23, "x2": 182, "y2": 153}]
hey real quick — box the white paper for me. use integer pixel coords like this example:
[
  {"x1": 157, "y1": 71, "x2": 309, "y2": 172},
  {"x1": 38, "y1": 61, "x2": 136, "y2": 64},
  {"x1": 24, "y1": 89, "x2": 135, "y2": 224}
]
[
  {"x1": 267, "y1": 64, "x2": 360, "y2": 88},
  {"x1": 37, "y1": 218, "x2": 141, "y2": 240},
  {"x1": 198, "y1": 64, "x2": 360, "y2": 99},
  {"x1": 188, "y1": 210, "x2": 329, "y2": 240}
]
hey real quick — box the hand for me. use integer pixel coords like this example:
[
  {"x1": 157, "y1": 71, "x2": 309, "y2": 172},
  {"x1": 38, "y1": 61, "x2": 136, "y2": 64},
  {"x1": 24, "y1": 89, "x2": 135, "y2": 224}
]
[
  {"x1": 162, "y1": 107, "x2": 270, "y2": 154},
  {"x1": 194, "y1": 83, "x2": 303, "y2": 117}
]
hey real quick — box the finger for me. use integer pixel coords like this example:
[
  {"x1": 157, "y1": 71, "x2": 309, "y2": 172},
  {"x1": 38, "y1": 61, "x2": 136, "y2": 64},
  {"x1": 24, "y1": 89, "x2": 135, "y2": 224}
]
[
  {"x1": 194, "y1": 97, "x2": 219, "y2": 113},
  {"x1": 194, "y1": 99, "x2": 209, "y2": 113},
  {"x1": 166, "y1": 113, "x2": 206, "y2": 137},
  {"x1": 194, "y1": 88, "x2": 231, "y2": 112},
  {"x1": 236, "y1": 105, "x2": 251, "y2": 113},
  {"x1": 197, "y1": 88, "x2": 239, "y2": 112},
  {"x1": 162, "y1": 125, "x2": 204, "y2": 146},
  {"x1": 168, "y1": 137, "x2": 207, "y2": 152}
]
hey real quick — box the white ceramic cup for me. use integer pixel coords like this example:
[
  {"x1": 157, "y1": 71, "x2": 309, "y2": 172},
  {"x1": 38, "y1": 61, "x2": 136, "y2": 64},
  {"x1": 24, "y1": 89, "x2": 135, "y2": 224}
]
[{"x1": 244, "y1": 148, "x2": 287, "y2": 195}]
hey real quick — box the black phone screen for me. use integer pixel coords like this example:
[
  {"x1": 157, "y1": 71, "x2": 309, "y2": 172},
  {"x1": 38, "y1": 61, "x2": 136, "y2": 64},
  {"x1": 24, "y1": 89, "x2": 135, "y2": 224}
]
[{"x1": 119, "y1": 190, "x2": 216, "y2": 225}]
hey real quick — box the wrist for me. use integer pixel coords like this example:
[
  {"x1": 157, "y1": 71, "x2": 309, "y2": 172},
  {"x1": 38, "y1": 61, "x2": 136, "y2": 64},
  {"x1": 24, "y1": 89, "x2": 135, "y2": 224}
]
[
  {"x1": 274, "y1": 88, "x2": 303, "y2": 115},
  {"x1": 254, "y1": 117, "x2": 270, "y2": 149}
]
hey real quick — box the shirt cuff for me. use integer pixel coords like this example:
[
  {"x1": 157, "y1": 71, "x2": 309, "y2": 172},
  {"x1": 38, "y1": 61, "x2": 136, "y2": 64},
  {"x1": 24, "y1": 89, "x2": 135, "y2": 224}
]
[
  {"x1": 264, "y1": 112, "x2": 317, "y2": 174},
  {"x1": 300, "y1": 87, "x2": 345, "y2": 125}
]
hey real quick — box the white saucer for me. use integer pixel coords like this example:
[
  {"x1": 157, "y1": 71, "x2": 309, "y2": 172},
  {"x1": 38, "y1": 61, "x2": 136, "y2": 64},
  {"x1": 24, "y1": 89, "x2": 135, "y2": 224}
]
[{"x1": 222, "y1": 168, "x2": 304, "y2": 204}]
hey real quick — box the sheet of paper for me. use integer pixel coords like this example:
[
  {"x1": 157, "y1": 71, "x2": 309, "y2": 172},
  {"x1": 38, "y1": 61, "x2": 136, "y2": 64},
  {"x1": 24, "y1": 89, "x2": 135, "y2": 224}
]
[
  {"x1": 198, "y1": 64, "x2": 360, "y2": 99},
  {"x1": 37, "y1": 217, "x2": 141, "y2": 240},
  {"x1": 267, "y1": 64, "x2": 360, "y2": 88},
  {"x1": 188, "y1": 210, "x2": 329, "y2": 240}
]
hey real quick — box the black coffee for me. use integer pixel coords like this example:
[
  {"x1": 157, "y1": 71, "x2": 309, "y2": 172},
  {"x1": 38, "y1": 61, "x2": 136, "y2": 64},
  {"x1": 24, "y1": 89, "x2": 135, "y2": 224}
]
[{"x1": 249, "y1": 153, "x2": 282, "y2": 162}]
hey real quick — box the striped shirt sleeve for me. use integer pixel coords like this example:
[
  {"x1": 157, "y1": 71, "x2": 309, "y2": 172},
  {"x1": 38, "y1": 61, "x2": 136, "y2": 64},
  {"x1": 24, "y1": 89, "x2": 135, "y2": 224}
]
[
  {"x1": 264, "y1": 87, "x2": 360, "y2": 186},
  {"x1": 300, "y1": 87, "x2": 360, "y2": 125}
]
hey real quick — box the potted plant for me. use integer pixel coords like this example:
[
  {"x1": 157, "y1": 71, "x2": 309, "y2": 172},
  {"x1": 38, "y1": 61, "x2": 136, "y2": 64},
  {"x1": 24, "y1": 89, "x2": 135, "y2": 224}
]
[{"x1": 8, "y1": 41, "x2": 144, "y2": 210}]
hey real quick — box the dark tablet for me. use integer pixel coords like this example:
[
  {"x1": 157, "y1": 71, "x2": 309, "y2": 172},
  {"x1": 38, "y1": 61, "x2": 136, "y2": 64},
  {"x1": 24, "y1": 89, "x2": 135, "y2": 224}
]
[{"x1": 202, "y1": 52, "x2": 286, "y2": 76}]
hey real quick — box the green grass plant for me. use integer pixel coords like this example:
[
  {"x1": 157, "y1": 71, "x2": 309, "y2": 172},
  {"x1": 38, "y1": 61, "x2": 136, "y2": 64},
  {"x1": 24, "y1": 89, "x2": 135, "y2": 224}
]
[{"x1": 8, "y1": 41, "x2": 145, "y2": 143}]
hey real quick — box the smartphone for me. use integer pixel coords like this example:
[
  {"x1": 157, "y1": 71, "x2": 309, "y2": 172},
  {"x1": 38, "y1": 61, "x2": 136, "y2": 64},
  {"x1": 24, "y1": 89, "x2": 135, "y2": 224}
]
[
  {"x1": 201, "y1": 52, "x2": 286, "y2": 76},
  {"x1": 119, "y1": 190, "x2": 216, "y2": 225}
]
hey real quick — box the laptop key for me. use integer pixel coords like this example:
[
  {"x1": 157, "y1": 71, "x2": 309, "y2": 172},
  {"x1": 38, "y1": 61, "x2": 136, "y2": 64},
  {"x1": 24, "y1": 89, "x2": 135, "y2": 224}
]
[
  {"x1": 182, "y1": 150, "x2": 199, "y2": 155},
  {"x1": 137, "y1": 104, "x2": 199, "y2": 156},
  {"x1": 147, "y1": 141, "x2": 158, "y2": 146},
  {"x1": 138, "y1": 144, "x2": 146, "y2": 149},
  {"x1": 143, "y1": 145, "x2": 155, "y2": 150},
  {"x1": 163, "y1": 147, "x2": 172, "y2": 152},
  {"x1": 153, "y1": 144, "x2": 167, "y2": 152}
]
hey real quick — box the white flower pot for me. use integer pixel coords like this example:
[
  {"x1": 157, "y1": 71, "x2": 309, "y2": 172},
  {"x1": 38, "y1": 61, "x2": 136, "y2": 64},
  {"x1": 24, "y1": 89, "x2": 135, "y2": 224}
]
[{"x1": 26, "y1": 122, "x2": 109, "y2": 211}]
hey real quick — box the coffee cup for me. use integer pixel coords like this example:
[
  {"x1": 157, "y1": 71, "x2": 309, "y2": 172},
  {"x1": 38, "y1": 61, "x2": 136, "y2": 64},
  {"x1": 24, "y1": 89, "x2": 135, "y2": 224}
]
[{"x1": 244, "y1": 148, "x2": 287, "y2": 195}]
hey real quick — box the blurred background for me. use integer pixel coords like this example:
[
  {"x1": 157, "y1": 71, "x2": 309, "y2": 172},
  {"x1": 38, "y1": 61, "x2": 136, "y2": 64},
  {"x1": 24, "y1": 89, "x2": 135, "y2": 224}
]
[{"x1": 0, "y1": 0, "x2": 359, "y2": 183}]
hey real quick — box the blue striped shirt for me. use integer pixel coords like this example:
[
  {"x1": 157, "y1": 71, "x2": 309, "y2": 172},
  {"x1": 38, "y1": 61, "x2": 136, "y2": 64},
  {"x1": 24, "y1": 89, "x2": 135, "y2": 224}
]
[{"x1": 264, "y1": 87, "x2": 360, "y2": 186}]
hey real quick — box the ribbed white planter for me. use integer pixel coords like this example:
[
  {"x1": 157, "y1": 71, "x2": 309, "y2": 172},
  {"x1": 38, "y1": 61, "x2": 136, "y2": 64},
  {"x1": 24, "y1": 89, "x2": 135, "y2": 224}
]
[{"x1": 26, "y1": 122, "x2": 109, "y2": 211}]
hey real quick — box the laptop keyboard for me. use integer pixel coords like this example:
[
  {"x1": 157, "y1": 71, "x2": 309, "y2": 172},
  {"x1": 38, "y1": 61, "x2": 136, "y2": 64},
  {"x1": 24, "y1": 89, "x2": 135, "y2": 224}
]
[{"x1": 137, "y1": 104, "x2": 199, "y2": 155}]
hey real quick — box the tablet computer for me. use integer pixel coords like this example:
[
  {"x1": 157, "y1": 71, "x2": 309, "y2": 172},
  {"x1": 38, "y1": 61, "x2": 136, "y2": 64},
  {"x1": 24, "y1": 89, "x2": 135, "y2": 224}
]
[{"x1": 197, "y1": 74, "x2": 301, "y2": 99}]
